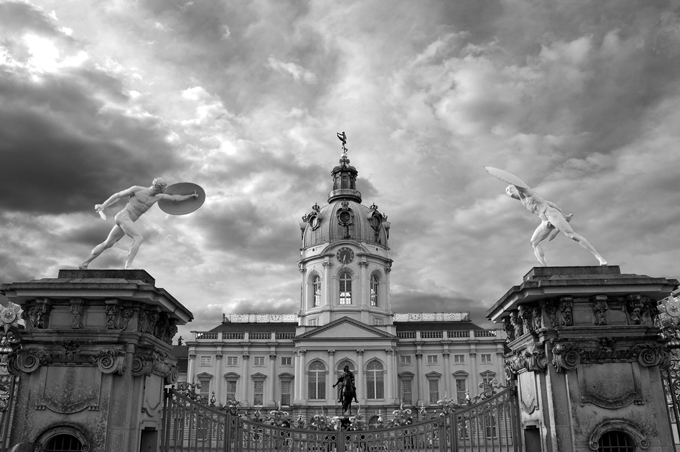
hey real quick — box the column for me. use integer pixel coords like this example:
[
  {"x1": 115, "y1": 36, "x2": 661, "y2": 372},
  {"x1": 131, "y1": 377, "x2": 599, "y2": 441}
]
[
  {"x1": 385, "y1": 349, "x2": 395, "y2": 403},
  {"x1": 469, "y1": 345, "x2": 478, "y2": 397},
  {"x1": 268, "y1": 353, "x2": 277, "y2": 407},
  {"x1": 322, "y1": 260, "x2": 333, "y2": 308},
  {"x1": 215, "y1": 353, "x2": 223, "y2": 401},
  {"x1": 385, "y1": 265, "x2": 392, "y2": 311},
  {"x1": 242, "y1": 354, "x2": 250, "y2": 405},
  {"x1": 187, "y1": 352, "x2": 196, "y2": 383},
  {"x1": 359, "y1": 261, "x2": 368, "y2": 308},
  {"x1": 415, "y1": 351, "x2": 423, "y2": 405},
  {"x1": 442, "y1": 351, "x2": 450, "y2": 399},
  {"x1": 357, "y1": 349, "x2": 365, "y2": 403},
  {"x1": 392, "y1": 350, "x2": 400, "y2": 404},
  {"x1": 328, "y1": 350, "x2": 336, "y2": 401},
  {"x1": 294, "y1": 349, "x2": 307, "y2": 404},
  {"x1": 299, "y1": 267, "x2": 307, "y2": 312}
]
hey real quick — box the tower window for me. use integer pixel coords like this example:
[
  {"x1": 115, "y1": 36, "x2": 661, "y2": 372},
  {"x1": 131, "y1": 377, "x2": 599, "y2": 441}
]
[
  {"x1": 313, "y1": 276, "x2": 321, "y2": 307},
  {"x1": 597, "y1": 431, "x2": 635, "y2": 451},
  {"x1": 45, "y1": 435, "x2": 83, "y2": 452},
  {"x1": 339, "y1": 272, "x2": 352, "y2": 305},
  {"x1": 370, "y1": 275, "x2": 379, "y2": 307}
]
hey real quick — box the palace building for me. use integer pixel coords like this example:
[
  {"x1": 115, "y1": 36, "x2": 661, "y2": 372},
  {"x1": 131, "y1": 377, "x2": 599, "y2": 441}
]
[{"x1": 185, "y1": 149, "x2": 506, "y2": 417}]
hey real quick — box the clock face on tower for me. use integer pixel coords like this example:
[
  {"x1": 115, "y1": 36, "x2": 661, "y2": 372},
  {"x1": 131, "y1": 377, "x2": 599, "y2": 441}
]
[{"x1": 336, "y1": 247, "x2": 354, "y2": 264}]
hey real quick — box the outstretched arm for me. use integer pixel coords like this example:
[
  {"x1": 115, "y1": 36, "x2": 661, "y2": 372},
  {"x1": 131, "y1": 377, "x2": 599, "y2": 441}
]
[
  {"x1": 160, "y1": 191, "x2": 199, "y2": 202},
  {"x1": 97, "y1": 186, "x2": 139, "y2": 211}
]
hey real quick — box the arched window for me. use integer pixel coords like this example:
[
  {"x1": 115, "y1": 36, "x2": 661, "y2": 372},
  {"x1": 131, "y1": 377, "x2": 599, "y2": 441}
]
[
  {"x1": 308, "y1": 361, "x2": 326, "y2": 400},
  {"x1": 597, "y1": 431, "x2": 635, "y2": 451},
  {"x1": 45, "y1": 435, "x2": 83, "y2": 451},
  {"x1": 366, "y1": 361, "x2": 384, "y2": 399},
  {"x1": 339, "y1": 272, "x2": 352, "y2": 305},
  {"x1": 370, "y1": 275, "x2": 379, "y2": 307},
  {"x1": 312, "y1": 275, "x2": 321, "y2": 307}
]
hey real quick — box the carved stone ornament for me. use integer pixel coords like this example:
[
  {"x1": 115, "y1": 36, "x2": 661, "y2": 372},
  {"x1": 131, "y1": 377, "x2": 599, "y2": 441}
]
[
  {"x1": 518, "y1": 305, "x2": 533, "y2": 335},
  {"x1": 132, "y1": 350, "x2": 177, "y2": 382},
  {"x1": 13, "y1": 348, "x2": 46, "y2": 374},
  {"x1": 302, "y1": 203, "x2": 322, "y2": 231},
  {"x1": 510, "y1": 311, "x2": 523, "y2": 338},
  {"x1": 592, "y1": 296, "x2": 608, "y2": 325},
  {"x1": 105, "y1": 304, "x2": 119, "y2": 329},
  {"x1": 531, "y1": 305, "x2": 542, "y2": 332},
  {"x1": 93, "y1": 350, "x2": 126, "y2": 375},
  {"x1": 505, "y1": 344, "x2": 547, "y2": 375},
  {"x1": 626, "y1": 294, "x2": 651, "y2": 325},
  {"x1": 502, "y1": 317, "x2": 515, "y2": 343},
  {"x1": 70, "y1": 300, "x2": 84, "y2": 329},
  {"x1": 559, "y1": 298, "x2": 574, "y2": 326},
  {"x1": 27, "y1": 301, "x2": 51, "y2": 329},
  {"x1": 544, "y1": 297, "x2": 574, "y2": 327},
  {"x1": 551, "y1": 340, "x2": 669, "y2": 372}
]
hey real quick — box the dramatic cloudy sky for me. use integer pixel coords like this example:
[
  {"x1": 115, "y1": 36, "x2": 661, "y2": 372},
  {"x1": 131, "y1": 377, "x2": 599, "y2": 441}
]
[{"x1": 2, "y1": 0, "x2": 680, "y2": 340}]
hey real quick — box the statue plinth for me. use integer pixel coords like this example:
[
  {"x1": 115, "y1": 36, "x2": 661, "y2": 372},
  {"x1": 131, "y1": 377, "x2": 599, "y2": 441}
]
[
  {"x1": 0, "y1": 269, "x2": 194, "y2": 452},
  {"x1": 487, "y1": 266, "x2": 678, "y2": 452}
]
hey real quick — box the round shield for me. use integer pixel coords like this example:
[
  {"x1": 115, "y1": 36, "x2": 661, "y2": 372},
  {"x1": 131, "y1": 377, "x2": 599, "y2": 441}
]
[
  {"x1": 158, "y1": 182, "x2": 206, "y2": 215},
  {"x1": 665, "y1": 296, "x2": 680, "y2": 318},
  {"x1": 485, "y1": 167, "x2": 530, "y2": 189}
]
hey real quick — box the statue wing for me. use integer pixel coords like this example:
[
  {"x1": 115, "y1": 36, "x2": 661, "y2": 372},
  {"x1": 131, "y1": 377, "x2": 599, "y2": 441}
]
[{"x1": 484, "y1": 167, "x2": 530, "y2": 189}]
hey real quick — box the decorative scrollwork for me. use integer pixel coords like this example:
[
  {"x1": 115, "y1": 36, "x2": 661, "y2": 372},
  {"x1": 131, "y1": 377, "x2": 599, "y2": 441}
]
[
  {"x1": 14, "y1": 349, "x2": 43, "y2": 373},
  {"x1": 94, "y1": 350, "x2": 126, "y2": 375}
]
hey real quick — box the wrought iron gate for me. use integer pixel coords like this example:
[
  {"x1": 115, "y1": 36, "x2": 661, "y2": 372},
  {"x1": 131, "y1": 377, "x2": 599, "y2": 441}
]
[
  {"x1": 160, "y1": 383, "x2": 521, "y2": 452},
  {"x1": 0, "y1": 375, "x2": 19, "y2": 452}
]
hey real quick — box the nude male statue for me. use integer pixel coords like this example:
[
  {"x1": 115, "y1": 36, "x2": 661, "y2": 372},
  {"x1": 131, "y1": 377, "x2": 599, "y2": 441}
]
[
  {"x1": 505, "y1": 184, "x2": 607, "y2": 266},
  {"x1": 80, "y1": 177, "x2": 198, "y2": 269}
]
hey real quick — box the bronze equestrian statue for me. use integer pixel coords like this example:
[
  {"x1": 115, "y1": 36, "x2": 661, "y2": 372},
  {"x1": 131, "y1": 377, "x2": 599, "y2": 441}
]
[{"x1": 333, "y1": 365, "x2": 359, "y2": 415}]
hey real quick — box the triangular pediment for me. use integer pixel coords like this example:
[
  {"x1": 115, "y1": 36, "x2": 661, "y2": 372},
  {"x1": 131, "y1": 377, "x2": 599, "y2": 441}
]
[{"x1": 296, "y1": 316, "x2": 396, "y2": 341}]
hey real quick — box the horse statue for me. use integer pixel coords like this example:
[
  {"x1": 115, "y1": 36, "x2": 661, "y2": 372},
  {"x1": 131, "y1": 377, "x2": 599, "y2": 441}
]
[{"x1": 333, "y1": 365, "x2": 359, "y2": 415}]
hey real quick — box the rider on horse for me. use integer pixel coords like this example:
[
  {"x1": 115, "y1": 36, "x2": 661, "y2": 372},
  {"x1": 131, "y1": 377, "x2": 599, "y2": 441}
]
[{"x1": 334, "y1": 365, "x2": 359, "y2": 404}]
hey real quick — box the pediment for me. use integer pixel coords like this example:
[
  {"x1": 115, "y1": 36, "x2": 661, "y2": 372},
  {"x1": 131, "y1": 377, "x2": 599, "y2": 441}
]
[{"x1": 297, "y1": 316, "x2": 396, "y2": 341}]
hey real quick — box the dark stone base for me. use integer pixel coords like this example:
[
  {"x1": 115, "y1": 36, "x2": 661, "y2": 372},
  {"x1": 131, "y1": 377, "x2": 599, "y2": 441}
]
[{"x1": 58, "y1": 269, "x2": 155, "y2": 285}]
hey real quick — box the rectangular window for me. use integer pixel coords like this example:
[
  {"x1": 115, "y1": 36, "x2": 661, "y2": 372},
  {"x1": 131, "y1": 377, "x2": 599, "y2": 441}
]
[
  {"x1": 400, "y1": 355, "x2": 412, "y2": 366},
  {"x1": 453, "y1": 354, "x2": 465, "y2": 364},
  {"x1": 281, "y1": 357, "x2": 292, "y2": 366},
  {"x1": 456, "y1": 379, "x2": 467, "y2": 404},
  {"x1": 339, "y1": 274, "x2": 352, "y2": 304},
  {"x1": 199, "y1": 356, "x2": 212, "y2": 366},
  {"x1": 226, "y1": 381, "x2": 237, "y2": 402},
  {"x1": 373, "y1": 318, "x2": 384, "y2": 325},
  {"x1": 309, "y1": 318, "x2": 318, "y2": 326},
  {"x1": 227, "y1": 356, "x2": 238, "y2": 366},
  {"x1": 253, "y1": 381, "x2": 264, "y2": 406},
  {"x1": 253, "y1": 356, "x2": 265, "y2": 366},
  {"x1": 199, "y1": 379, "x2": 210, "y2": 398},
  {"x1": 481, "y1": 354, "x2": 492, "y2": 364},
  {"x1": 429, "y1": 380, "x2": 439, "y2": 404},
  {"x1": 281, "y1": 380, "x2": 292, "y2": 406},
  {"x1": 427, "y1": 355, "x2": 438, "y2": 365},
  {"x1": 401, "y1": 380, "x2": 413, "y2": 405}
]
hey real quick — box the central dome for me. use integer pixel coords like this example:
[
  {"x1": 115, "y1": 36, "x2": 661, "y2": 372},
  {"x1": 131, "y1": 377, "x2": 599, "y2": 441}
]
[{"x1": 302, "y1": 200, "x2": 389, "y2": 248}]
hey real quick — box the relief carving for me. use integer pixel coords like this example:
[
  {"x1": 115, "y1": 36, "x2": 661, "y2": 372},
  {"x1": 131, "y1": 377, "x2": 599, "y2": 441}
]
[
  {"x1": 559, "y1": 298, "x2": 574, "y2": 326},
  {"x1": 626, "y1": 294, "x2": 650, "y2": 325},
  {"x1": 105, "y1": 304, "x2": 119, "y2": 329},
  {"x1": 510, "y1": 311, "x2": 523, "y2": 338},
  {"x1": 70, "y1": 300, "x2": 84, "y2": 329},
  {"x1": 27, "y1": 301, "x2": 51, "y2": 329},
  {"x1": 519, "y1": 305, "x2": 533, "y2": 334},
  {"x1": 93, "y1": 349, "x2": 126, "y2": 375},
  {"x1": 531, "y1": 305, "x2": 542, "y2": 331},
  {"x1": 592, "y1": 296, "x2": 608, "y2": 325},
  {"x1": 502, "y1": 317, "x2": 515, "y2": 343}
]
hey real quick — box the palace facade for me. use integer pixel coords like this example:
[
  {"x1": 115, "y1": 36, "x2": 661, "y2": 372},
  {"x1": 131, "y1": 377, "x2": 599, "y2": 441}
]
[{"x1": 186, "y1": 149, "x2": 506, "y2": 417}]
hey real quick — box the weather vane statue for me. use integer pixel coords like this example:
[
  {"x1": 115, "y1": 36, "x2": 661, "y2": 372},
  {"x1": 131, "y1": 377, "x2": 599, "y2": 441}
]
[
  {"x1": 80, "y1": 178, "x2": 205, "y2": 269},
  {"x1": 337, "y1": 131, "x2": 348, "y2": 155},
  {"x1": 486, "y1": 167, "x2": 607, "y2": 267}
]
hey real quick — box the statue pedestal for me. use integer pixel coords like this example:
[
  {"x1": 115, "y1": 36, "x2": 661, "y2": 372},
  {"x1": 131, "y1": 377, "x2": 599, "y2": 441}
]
[
  {"x1": 487, "y1": 266, "x2": 678, "y2": 452},
  {"x1": 0, "y1": 269, "x2": 193, "y2": 452}
]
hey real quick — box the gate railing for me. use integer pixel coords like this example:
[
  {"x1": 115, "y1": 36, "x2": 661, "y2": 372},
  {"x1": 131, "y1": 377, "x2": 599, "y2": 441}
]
[
  {"x1": 0, "y1": 375, "x2": 19, "y2": 452},
  {"x1": 161, "y1": 383, "x2": 521, "y2": 452}
]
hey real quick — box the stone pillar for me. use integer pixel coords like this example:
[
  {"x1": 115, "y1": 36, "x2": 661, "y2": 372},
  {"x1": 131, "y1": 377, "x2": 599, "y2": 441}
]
[
  {"x1": 242, "y1": 354, "x2": 250, "y2": 406},
  {"x1": 323, "y1": 261, "x2": 333, "y2": 308},
  {"x1": 385, "y1": 265, "x2": 392, "y2": 312},
  {"x1": 215, "y1": 353, "x2": 223, "y2": 400},
  {"x1": 487, "y1": 266, "x2": 679, "y2": 452},
  {"x1": 327, "y1": 350, "x2": 336, "y2": 401},
  {"x1": 268, "y1": 354, "x2": 276, "y2": 407},
  {"x1": 385, "y1": 349, "x2": 395, "y2": 403},
  {"x1": 294, "y1": 350, "x2": 306, "y2": 405},
  {"x1": 0, "y1": 269, "x2": 192, "y2": 452},
  {"x1": 415, "y1": 351, "x2": 423, "y2": 406},
  {"x1": 442, "y1": 351, "x2": 451, "y2": 399},
  {"x1": 356, "y1": 349, "x2": 365, "y2": 403}
]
